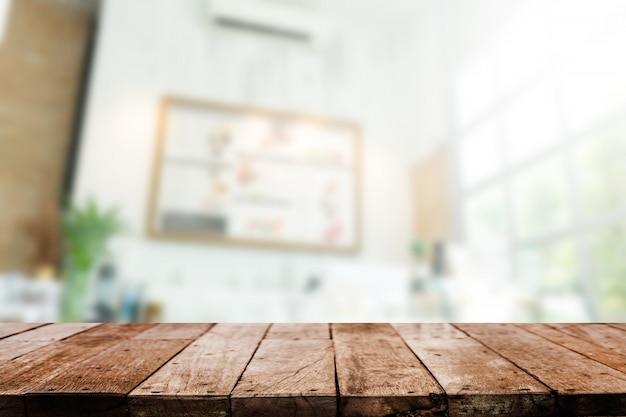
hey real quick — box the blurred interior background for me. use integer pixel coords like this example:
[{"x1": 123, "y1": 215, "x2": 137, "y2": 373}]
[{"x1": 1, "y1": 0, "x2": 626, "y2": 323}]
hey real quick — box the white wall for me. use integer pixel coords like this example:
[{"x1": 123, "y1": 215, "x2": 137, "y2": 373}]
[{"x1": 73, "y1": 0, "x2": 424, "y2": 321}]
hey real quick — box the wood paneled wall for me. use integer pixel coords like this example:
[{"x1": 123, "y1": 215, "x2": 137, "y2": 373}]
[
  {"x1": 413, "y1": 147, "x2": 452, "y2": 243},
  {"x1": 0, "y1": 0, "x2": 90, "y2": 273}
]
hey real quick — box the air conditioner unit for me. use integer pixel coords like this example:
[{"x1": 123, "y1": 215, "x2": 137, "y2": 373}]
[{"x1": 208, "y1": 0, "x2": 331, "y2": 44}]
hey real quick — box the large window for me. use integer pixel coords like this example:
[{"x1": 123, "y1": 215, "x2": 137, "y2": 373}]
[{"x1": 453, "y1": 2, "x2": 626, "y2": 321}]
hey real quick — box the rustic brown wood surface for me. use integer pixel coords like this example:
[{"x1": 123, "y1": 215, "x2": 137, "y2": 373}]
[
  {"x1": 1, "y1": 323, "x2": 626, "y2": 416},
  {"x1": 519, "y1": 324, "x2": 626, "y2": 374},
  {"x1": 264, "y1": 323, "x2": 330, "y2": 340},
  {"x1": 24, "y1": 325, "x2": 196, "y2": 417},
  {"x1": 457, "y1": 323, "x2": 626, "y2": 416},
  {"x1": 0, "y1": 323, "x2": 100, "y2": 362},
  {"x1": 129, "y1": 324, "x2": 267, "y2": 417},
  {"x1": 333, "y1": 323, "x2": 447, "y2": 417},
  {"x1": 0, "y1": 323, "x2": 45, "y2": 340},
  {"x1": 394, "y1": 323, "x2": 555, "y2": 417},
  {"x1": 231, "y1": 339, "x2": 336, "y2": 417},
  {"x1": 0, "y1": 324, "x2": 155, "y2": 417}
]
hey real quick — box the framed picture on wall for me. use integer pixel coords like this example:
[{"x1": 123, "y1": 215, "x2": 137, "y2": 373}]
[{"x1": 146, "y1": 96, "x2": 361, "y2": 253}]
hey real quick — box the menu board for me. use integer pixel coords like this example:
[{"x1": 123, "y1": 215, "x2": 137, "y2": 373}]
[{"x1": 147, "y1": 97, "x2": 360, "y2": 252}]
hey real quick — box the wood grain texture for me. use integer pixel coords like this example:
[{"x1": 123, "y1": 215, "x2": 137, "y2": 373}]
[
  {"x1": 0, "y1": 340, "x2": 51, "y2": 362},
  {"x1": 0, "y1": 323, "x2": 101, "y2": 362},
  {"x1": 553, "y1": 323, "x2": 626, "y2": 353},
  {"x1": 332, "y1": 323, "x2": 398, "y2": 341},
  {"x1": 519, "y1": 324, "x2": 626, "y2": 374},
  {"x1": 0, "y1": 324, "x2": 153, "y2": 417},
  {"x1": 132, "y1": 323, "x2": 211, "y2": 340},
  {"x1": 457, "y1": 323, "x2": 626, "y2": 416},
  {"x1": 0, "y1": 323, "x2": 45, "y2": 340},
  {"x1": 24, "y1": 325, "x2": 194, "y2": 417},
  {"x1": 394, "y1": 324, "x2": 554, "y2": 417},
  {"x1": 265, "y1": 323, "x2": 330, "y2": 340},
  {"x1": 333, "y1": 323, "x2": 446, "y2": 417},
  {"x1": 129, "y1": 323, "x2": 268, "y2": 417},
  {"x1": 608, "y1": 323, "x2": 626, "y2": 333},
  {"x1": 76, "y1": 323, "x2": 154, "y2": 339},
  {"x1": 231, "y1": 339, "x2": 336, "y2": 417},
  {"x1": 3, "y1": 323, "x2": 626, "y2": 416},
  {"x1": 8, "y1": 323, "x2": 100, "y2": 341}
]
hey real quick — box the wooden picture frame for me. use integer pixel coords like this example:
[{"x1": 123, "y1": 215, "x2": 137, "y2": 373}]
[{"x1": 146, "y1": 96, "x2": 361, "y2": 253}]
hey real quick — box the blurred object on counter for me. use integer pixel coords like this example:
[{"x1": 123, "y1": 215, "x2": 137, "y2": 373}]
[
  {"x1": 143, "y1": 301, "x2": 163, "y2": 323},
  {"x1": 322, "y1": 262, "x2": 413, "y2": 322},
  {"x1": 88, "y1": 262, "x2": 120, "y2": 322},
  {"x1": 431, "y1": 241, "x2": 447, "y2": 277},
  {"x1": 19, "y1": 201, "x2": 63, "y2": 279},
  {"x1": 408, "y1": 239, "x2": 448, "y2": 321},
  {"x1": 60, "y1": 198, "x2": 124, "y2": 322},
  {"x1": 0, "y1": 273, "x2": 61, "y2": 322},
  {"x1": 120, "y1": 284, "x2": 144, "y2": 323}
]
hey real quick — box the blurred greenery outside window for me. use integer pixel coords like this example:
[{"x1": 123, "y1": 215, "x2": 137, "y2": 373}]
[
  {"x1": 459, "y1": 108, "x2": 626, "y2": 321},
  {"x1": 453, "y1": 7, "x2": 626, "y2": 320},
  {"x1": 588, "y1": 223, "x2": 626, "y2": 321}
]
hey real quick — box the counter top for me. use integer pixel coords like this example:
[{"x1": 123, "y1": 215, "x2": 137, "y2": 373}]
[{"x1": 0, "y1": 322, "x2": 625, "y2": 416}]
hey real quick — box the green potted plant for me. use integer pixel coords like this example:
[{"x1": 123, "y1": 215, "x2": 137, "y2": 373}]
[{"x1": 60, "y1": 198, "x2": 123, "y2": 322}]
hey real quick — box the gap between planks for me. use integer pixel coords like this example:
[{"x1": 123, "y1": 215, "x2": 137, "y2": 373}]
[
  {"x1": 332, "y1": 323, "x2": 447, "y2": 417},
  {"x1": 395, "y1": 323, "x2": 555, "y2": 417},
  {"x1": 229, "y1": 324, "x2": 333, "y2": 417},
  {"x1": 129, "y1": 324, "x2": 270, "y2": 417},
  {"x1": 16, "y1": 324, "x2": 210, "y2": 417}
]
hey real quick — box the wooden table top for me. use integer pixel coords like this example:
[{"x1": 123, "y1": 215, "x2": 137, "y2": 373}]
[{"x1": 0, "y1": 323, "x2": 626, "y2": 417}]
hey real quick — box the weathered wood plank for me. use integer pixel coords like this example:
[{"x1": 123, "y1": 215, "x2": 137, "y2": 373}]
[
  {"x1": 519, "y1": 324, "x2": 626, "y2": 375},
  {"x1": 9, "y1": 323, "x2": 100, "y2": 341},
  {"x1": 457, "y1": 323, "x2": 626, "y2": 416},
  {"x1": 132, "y1": 323, "x2": 210, "y2": 340},
  {"x1": 0, "y1": 341, "x2": 51, "y2": 362},
  {"x1": 0, "y1": 323, "x2": 155, "y2": 417},
  {"x1": 28, "y1": 342, "x2": 188, "y2": 394},
  {"x1": 0, "y1": 323, "x2": 46, "y2": 340},
  {"x1": 0, "y1": 323, "x2": 101, "y2": 362},
  {"x1": 128, "y1": 323, "x2": 268, "y2": 417},
  {"x1": 553, "y1": 323, "x2": 626, "y2": 354},
  {"x1": 23, "y1": 324, "x2": 196, "y2": 417},
  {"x1": 333, "y1": 322, "x2": 398, "y2": 341},
  {"x1": 231, "y1": 339, "x2": 336, "y2": 417},
  {"x1": 75, "y1": 322, "x2": 154, "y2": 339},
  {"x1": 394, "y1": 323, "x2": 555, "y2": 417},
  {"x1": 264, "y1": 323, "x2": 329, "y2": 340},
  {"x1": 333, "y1": 323, "x2": 446, "y2": 417},
  {"x1": 608, "y1": 323, "x2": 626, "y2": 333}
]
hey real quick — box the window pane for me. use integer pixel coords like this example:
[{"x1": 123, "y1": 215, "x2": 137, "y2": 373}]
[
  {"x1": 503, "y1": 82, "x2": 560, "y2": 164},
  {"x1": 494, "y1": 6, "x2": 551, "y2": 95},
  {"x1": 454, "y1": 49, "x2": 497, "y2": 127},
  {"x1": 516, "y1": 239, "x2": 587, "y2": 321},
  {"x1": 557, "y1": 48, "x2": 626, "y2": 135},
  {"x1": 516, "y1": 239, "x2": 578, "y2": 293},
  {"x1": 588, "y1": 223, "x2": 626, "y2": 321},
  {"x1": 553, "y1": 2, "x2": 626, "y2": 134},
  {"x1": 458, "y1": 120, "x2": 502, "y2": 187},
  {"x1": 464, "y1": 185, "x2": 507, "y2": 248},
  {"x1": 575, "y1": 126, "x2": 626, "y2": 216},
  {"x1": 512, "y1": 157, "x2": 570, "y2": 239}
]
